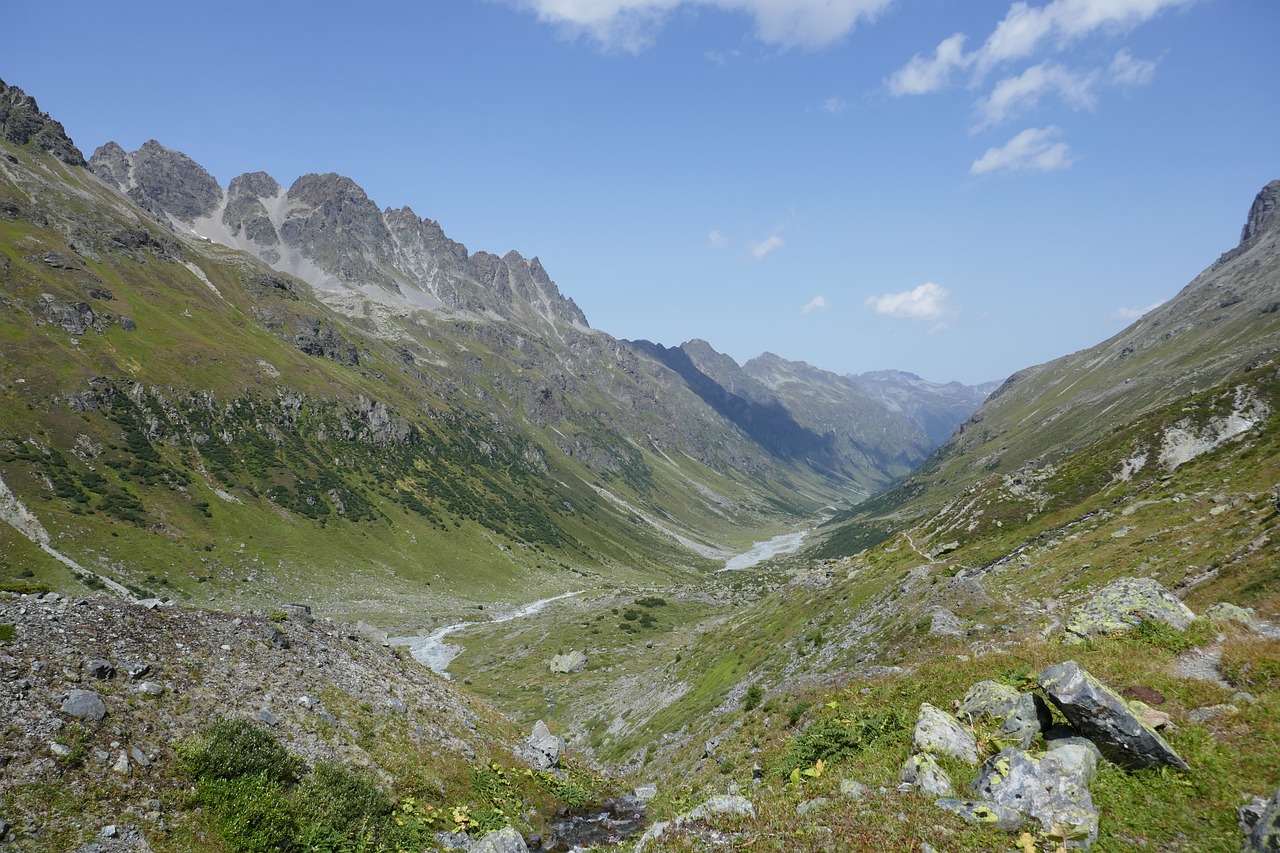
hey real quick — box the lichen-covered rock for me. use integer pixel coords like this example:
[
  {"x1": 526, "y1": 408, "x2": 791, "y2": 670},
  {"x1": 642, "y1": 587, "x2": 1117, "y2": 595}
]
[
  {"x1": 912, "y1": 703, "x2": 979, "y2": 764},
  {"x1": 549, "y1": 650, "x2": 588, "y2": 673},
  {"x1": 1202, "y1": 602, "x2": 1255, "y2": 627},
  {"x1": 1039, "y1": 661, "x2": 1189, "y2": 770},
  {"x1": 519, "y1": 719, "x2": 564, "y2": 770},
  {"x1": 972, "y1": 746, "x2": 1099, "y2": 848},
  {"x1": 957, "y1": 680, "x2": 1052, "y2": 748},
  {"x1": 469, "y1": 825, "x2": 528, "y2": 853},
  {"x1": 1246, "y1": 785, "x2": 1280, "y2": 852},
  {"x1": 934, "y1": 798, "x2": 1024, "y2": 833},
  {"x1": 900, "y1": 752, "x2": 954, "y2": 797},
  {"x1": 1063, "y1": 577, "x2": 1194, "y2": 644}
]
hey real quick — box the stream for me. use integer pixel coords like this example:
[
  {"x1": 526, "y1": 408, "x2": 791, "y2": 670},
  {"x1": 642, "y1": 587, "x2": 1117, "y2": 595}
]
[
  {"x1": 716, "y1": 527, "x2": 811, "y2": 572},
  {"x1": 389, "y1": 589, "x2": 584, "y2": 677}
]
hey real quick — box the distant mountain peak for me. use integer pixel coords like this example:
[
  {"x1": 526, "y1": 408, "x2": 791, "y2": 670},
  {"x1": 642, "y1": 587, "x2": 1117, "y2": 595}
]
[
  {"x1": 1240, "y1": 179, "x2": 1280, "y2": 246},
  {"x1": 0, "y1": 78, "x2": 86, "y2": 167}
]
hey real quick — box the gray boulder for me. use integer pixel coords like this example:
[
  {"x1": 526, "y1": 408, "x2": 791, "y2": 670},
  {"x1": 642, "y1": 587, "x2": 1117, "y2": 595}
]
[
  {"x1": 468, "y1": 825, "x2": 528, "y2": 853},
  {"x1": 87, "y1": 659, "x2": 114, "y2": 680},
  {"x1": 1202, "y1": 602, "x2": 1255, "y2": 627},
  {"x1": 912, "y1": 703, "x2": 979, "y2": 764},
  {"x1": 957, "y1": 680, "x2": 1052, "y2": 749},
  {"x1": 972, "y1": 746, "x2": 1099, "y2": 848},
  {"x1": 899, "y1": 752, "x2": 953, "y2": 797},
  {"x1": 549, "y1": 650, "x2": 588, "y2": 674},
  {"x1": 521, "y1": 720, "x2": 564, "y2": 771},
  {"x1": 1246, "y1": 786, "x2": 1280, "y2": 852},
  {"x1": 1063, "y1": 577, "x2": 1194, "y2": 644},
  {"x1": 61, "y1": 689, "x2": 106, "y2": 722},
  {"x1": 929, "y1": 607, "x2": 964, "y2": 637},
  {"x1": 1039, "y1": 661, "x2": 1188, "y2": 770}
]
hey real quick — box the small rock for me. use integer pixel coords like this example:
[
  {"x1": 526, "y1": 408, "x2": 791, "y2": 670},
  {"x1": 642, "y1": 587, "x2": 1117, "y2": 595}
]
[
  {"x1": 50, "y1": 742, "x2": 72, "y2": 757},
  {"x1": 297, "y1": 695, "x2": 317, "y2": 709},
  {"x1": 101, "y1": 824, "x2": 119, "y2": 838},
  {"x1": 138, "y1": 681, "x2": 164, "y2": 696},
  {"x1": 1247, "y1": 786, "x2": 1280, "y2": 852},
  {"x1": 912, "y1": 703, "x2": 979, "y2": 764},
  {"x1": 61, "y1": 688, "x2": 106, "y2": 721},
  {"x1": 1202, "y1": 602, "x2": 1255, "y2": 627},
  {"x1": 123, "y1": 661, "x2": 150, "y2": 680},
  {"x1": 549, "y1": 650, "x2": 588, "y2": 674},
  {"x1": 130, "y1": 747, "x2": 150, "y2": 767},
  {"x1": 112, "y1": 751, "x2": 131, "y2": 775},
  {"x1": 840, "y1": 778, "x2": 868, "y2": 800},
  {"x1": 796, "y1": 797, "x2": 831, "y2": 816},
  {"x1": 469, "y1": 825, "x2": 528, "y2": 853},
  {"x1": 259, "y1": 709, "x2": 279, "y2": 726},
  {"x1": 265, "y1": 627, "x2": 290, "y2": 649},
  {"x1": 635, "y1": 783, "x2": 659, "y2": 804},
  {"x1": 1187, "y1": 704, "x2": 1238, "y2": 723},
  {"x1": 280, "y1": 603, "x2": 315, "y2": 623},
  {"x1": 86, "y1": 659, "x2": 114, "y2": 680},
  {"x1": 900, "y1": 752, "x2": 953, "y2": 797},
  {"x1": 685, "y1": 794, "x2": 755, "y2": 821},
  {"x1": 957, "y1": 680, "x2": 1052, "y2": 749}
]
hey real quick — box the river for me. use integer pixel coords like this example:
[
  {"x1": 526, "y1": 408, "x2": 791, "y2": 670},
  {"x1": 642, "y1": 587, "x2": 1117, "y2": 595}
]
[
  {"x1": 716, "y1": 528, "x2": 810, "y2": 572},
  {"x1": 389, "y1": 589, "x2": 584, "y2": 677}
]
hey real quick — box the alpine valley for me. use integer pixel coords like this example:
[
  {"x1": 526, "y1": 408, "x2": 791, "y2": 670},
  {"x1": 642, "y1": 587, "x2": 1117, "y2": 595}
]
[{"x1": 1, "y1": 77, "x2": 1278, "y2": 853}]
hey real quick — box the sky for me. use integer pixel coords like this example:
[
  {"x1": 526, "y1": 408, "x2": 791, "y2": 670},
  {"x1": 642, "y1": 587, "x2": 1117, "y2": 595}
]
[{"x1": 5, "y1": 0, "x2": 1278, "y2": 385}]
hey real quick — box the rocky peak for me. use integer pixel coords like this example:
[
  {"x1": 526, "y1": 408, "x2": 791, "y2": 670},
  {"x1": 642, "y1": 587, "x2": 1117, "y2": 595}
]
[
  {"x1": 1240, "y1": 179, "x2": 1280, "y2": 246},
  {"x1": 0, "y1": 78, "x2": 86, "y2": 166},
  {"x1": 89, "y1": 139, "x2": 222, "y2": 222}
]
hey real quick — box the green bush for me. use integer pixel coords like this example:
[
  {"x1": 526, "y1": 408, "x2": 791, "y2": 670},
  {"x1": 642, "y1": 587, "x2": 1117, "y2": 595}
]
[
  {"x1": 742, "y1": 684, "x2": 765, "y2": 711},
  {"x1": 294, "y1": 761, "x2": 391, "y2": 845},
  {"x1": 181, "y1": 717, "x2": 302, "y2": 784},
  {"x1": 198, "y1": 774, "x2": 298, "y2": 853},
  {"x1": 779, "y1": 708, "x2": 909, "y2": 776}
]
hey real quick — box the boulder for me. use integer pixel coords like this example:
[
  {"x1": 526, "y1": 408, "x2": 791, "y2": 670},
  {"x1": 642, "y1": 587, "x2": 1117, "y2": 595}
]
[
  {"x1": 957, "y1": 680, "x2": 1052, "y2": 749},
  {"x1": 549, "y1": 650, "x2": 588, "y2": 673},
  {"x1": 1063, "y1": 577, "x2": 1194, "y2": 644},
  {"x1": 469, "y1": 825, "x2": 528, "y2": 853},
  {"x1": 1202, "y1": 602, "x2": 1255, "y2": 627},
  {"x1": 86, "y1": 659, "x2": 114, "y2": 680},
  {"x1": 972, "y1": 746, "x2": 1099, "y2": 848},
  {"x1": 280, "y1": 603, "x2": 315, "y2": 623},
  {"x1": 1246, "y1": 786, "x2": 1280, "y2": 852},
  {"x1": 929, "y1": 607, "x2": 964, "y2": 637},
  {"x1": 521, "y1": 720, "x2": 564, "y2": 771},
  {"x1": 61, "y1": 689, "x2": 106, "y2": 722},
  {"x1": 912, "y1": 703, "x2": 979, "y2": 764},
  {"x1": 899, "y1": 752, "x2": 954, "y2": 797},
  {"x1": 1038, "y1": 661, "x2": 1188, "y2": 770}
]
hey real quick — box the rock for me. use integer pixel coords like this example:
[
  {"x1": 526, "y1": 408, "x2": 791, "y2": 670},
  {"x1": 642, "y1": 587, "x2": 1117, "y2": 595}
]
[
  {"x1": 685, "y1": 794, "x2": 755, "y2": 821},
  {"x1": 840, "y1": 778, "x2": 868, "y2": 800},
  {"x1": 957, "y1": 680, "x2": 1052, "y2": 749},
  {"x1": 1247, "y1": 786, "x2": 1280, "y2": 852},
  {"x1": 929, "y1": 607, "x2": 964, "y2": 637},
  {"x1": 86, "y1": 659, "x2": 114, "y2": 680},
  {"x1": 101, "y1": 824, "x2": 119, "y2": 838},
  {"x1": 549, "y1": 650, "x2": 588, "y2": 674},
  {"x1": 258, "y1": 709, "x2": 279, "y2": 726},
  {"x1": 1240, "y1": 794, "x2": 1268, "y2": 836},
  {"x1": 469, "y1": 825, "x2": 528, "y2": 853},
  {"x1": 899, "y1": 752, "x2": 954, "y2": 797},
  {"x1": 1187, "y1": 704, "x2": 1238, "y2": 723},
  {"x1": 934, "y1": 798, "x2": 1024, "y2": 833},
  {"x1": 280, "y1": 603, "x2": 315, "y2": 623},
  {"x1": 912, "y1": 703, "x2": 979, "y2": 764},
  {"x1": 521, "y1": 720, "x2": 564, "y2": 770},
  {"x1": 130, "y1": 747, "x2": 150, "y2": 768},
  {"x1": 50, "y1": 742, "x2": 73, "y2": 757},
  {"x1": 1039, "y1": 661, "x2": 1189, "y2": 770},
  {"x1": 634, "y1": 783, "x2": 658, "y2": 804},
  {"x1": 265, "y1": 627, "x2": 290, "y2": 649},
  {"x1": 972, "y1": 746, "x2": 1098, "y2": 848},
  {"x1": 0, "y1": 817, "x2": 8, "y2": 839},
  {"x1": 137, "y1": 681, "x2": 164, "y2": 696},
  {"x1": 111, "y1": 751, "x2": 131, "y2": 775},
  {"x1": 1063, "y1": 577, "x2": 1195, "y2": 644},
  {"x1": 796, "y1": 797, "x2": 831, "y2": 816},
  {"x1": 122, "y1": 661, "x2": 150, "y2": 680},
  {"x1": 61, "y1": 689, "x2": 106, "y2": 721},
  {"x1": 1202, "y1": 602, "x2": 1255, "y2": 627},
  {"x1": 355, "y1": 620, "x2": 387, "y2": 645}
]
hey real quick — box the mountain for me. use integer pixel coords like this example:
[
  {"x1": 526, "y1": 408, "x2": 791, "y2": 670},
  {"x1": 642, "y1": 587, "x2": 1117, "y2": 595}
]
[
  {"x1": 853, "y1": 369, "x2": 999, "y2": 446},
  {"x1": 0, "y1": 78, "x2": 988, "y2": 629}
]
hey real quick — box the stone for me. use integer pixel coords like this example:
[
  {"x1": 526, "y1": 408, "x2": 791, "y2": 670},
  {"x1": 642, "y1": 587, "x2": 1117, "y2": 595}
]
[
  {"x1": 1240, "y1": 795, "x2": 1268, "y2": 837},
  {"x1": 258, "y1": 709, "x2": 279, "y2": 726},
  {"x1": 101, "y1": 824, "x2": 119, "y2": 838},
  {"x1": 972, "y1": 746, "x2": 1099, "y2": 848},
  {"x1": 265, "y1": 627, "x2": 290, "y2": 649},
  {"x1": 469, "y1": 825, "x2": 528, "y2": 853},
  {"x1": 929, "y1": 607, "x2": 964, "y2": 637},
  {"x1": 122, "y1": 660, "x2": 150, "y2": 680},
  {"x1": 112, "y1": 751, "x2": 131, "y2": 774},
  {"x1": 138, "y1": 681, "x2": 164, "y2": 696},
  {"x1": 50, "y1": 742, "x2": 72, "y2": 757},
  {"x1": 840, "y1": 778, "x2": 868, "y2": 800},
  {"x1": 61, "y1": 689, "x2": 106, "y2": 721},
  {"x1": 685, "y1": 794, "x2": 755, "y2": 821},
  {"x1": 1063, "y1": 577, "x2": 1195, "y2": 644},
  {"x1": 1203, "y1": 602, "x2": 1255, "y2": 627},
  {"x1": 796, "y1": 797, "x2": 831, "y2": 816},
  {"x1": 912, "y1": 703, "x2": 979, "y2": 764},
  {"x1": 899, "y1": 752, "x2": 954, "y2": 797},
  {"x1": 634, "y1": 783, "x2": 658, "y2": 804},
  {"x1": 1039, "y1": 661, "x2": 1189, "y2": 770},
  {"x1": 86, "y1": 659, "x2": 114, "y2": 680},
  {"x1": 549, "y1": 650, "x2": 588, "y2": 674},
  {"x1": 1247, "y1": 786, "x2": 1280, "y2": 852},
  {"x1": 130, "y1": 747, "x2": 150, "y2": 767},
  {"x1": 957, "y1": 680, "x2": 1052, "y2": 749},
  {"x1": 1187, "y1": 704, "x2": 1238, "y2": 723},
  {"x1": 522, "y1": 720, "x2": 564, "y2": 770},
  {"x1": 934, "y1": 798, "x2": 1024, "y2": 833}
]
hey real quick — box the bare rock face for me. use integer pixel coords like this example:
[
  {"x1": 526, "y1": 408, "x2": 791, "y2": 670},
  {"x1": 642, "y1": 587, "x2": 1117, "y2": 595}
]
[
  {"x1": 1240, "y1": 180, "x2": 1280, "y2": 246},
  {"x1": 223, "y1": 171, "x2": 282, "y2": 245},
  {"x1": 1038, "y1": 661, "x2": 1189, "y2": 771},
  {"x1": 89, "y1": 139, "x2": 222, "y2": 221},
  {"x1": 0, "y1": 78, "x2": 86, "y2": 166}
]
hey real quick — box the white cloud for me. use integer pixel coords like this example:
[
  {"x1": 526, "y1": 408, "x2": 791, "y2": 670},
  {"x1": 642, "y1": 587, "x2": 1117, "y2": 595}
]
[
  {"x1": 512, "y1": 0, "x2": 894, "y2": 52},
  {"x1": 707, "y1": 229, "x2": 729, "y2": 249},
  {"x1": 821, "y1": 96, "x2": 848, "y2": 114},
  {"x1": 801, "y1": 295, "x2": 829, "y2": 315},
  {"x1": 886, "y1": 33, "x2": 969, "y2": 95},
  {"x1": 864, "y1": 282, "x2": 950, "y2": 320},
  {"x1": 974, "y1": 0, "x2": 1196, "y2": 74},
  {"x1": 1108, "y1": 48, "x2": 1158, "y2": 87},
  {"x1": 970, "y1": 126, "x2": 1075, "y2": 175},
  {"x1": 976, "y1": 62, "x2": 1099, "y2": 128},
  {"x1": 747, "y1": 234, "x2": 785, "y2": 260},
  {"x1": 1108, "y1": 299, "x2": 1165, "y2": 321}
]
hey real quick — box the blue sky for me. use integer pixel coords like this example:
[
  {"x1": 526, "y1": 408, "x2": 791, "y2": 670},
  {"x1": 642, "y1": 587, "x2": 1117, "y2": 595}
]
[{"x1": 6, "y1": 0, "x2": 1277, "y2": 384}]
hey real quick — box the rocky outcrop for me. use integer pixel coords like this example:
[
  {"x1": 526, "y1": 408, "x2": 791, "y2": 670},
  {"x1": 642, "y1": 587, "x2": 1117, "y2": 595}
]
[
  {"x1": 911, "y1": 703, "x2": 979, "y2": 764},
  {"x1": 549, "y1": 651, "x2": 588, "y2": 673},
  {"x1": 1063, "y1": 577, "x2": 1195, "y2": 644},
  {"x1": 89, "y1": 140, "x2": 222, "y2": 221},
  {"x1": 0, "y1": 78, "x2": 86, "y2": 166},
  {"x1": 1243, "y1": 786, "x2": 1280, "y2": 852},
  {"x1": 971, "y1": 744, "x2": 1100, "y2": 848},
  {"x1": 1240, "y1": 180, "x2": 1280, "y2": 246},
  {"x1": 957, "y1": 680, "x2": 1052, "y2": 749}
]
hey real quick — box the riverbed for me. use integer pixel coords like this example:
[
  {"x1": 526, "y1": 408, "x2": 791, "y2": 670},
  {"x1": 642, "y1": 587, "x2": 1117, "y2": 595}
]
[{"x1": 716, "y1": 528, "x2": 810, "y2": 572}]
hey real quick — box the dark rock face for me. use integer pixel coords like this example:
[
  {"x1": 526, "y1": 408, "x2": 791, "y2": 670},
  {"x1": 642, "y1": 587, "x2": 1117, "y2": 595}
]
[
  {"x1": 1241, "y1": 180, "x2": 1280, "y2": 246},
  {"x1": 0, "y1": 78, "x2": 86, "y2": 166},
  {"x1": 1038, "y1": 661, "x2": 1189, "y2": 770},
  {"x1": 89, "y1": 140, "x2": 222, "y2": 222},
  {"x1": 224, "y1": 172, "x2": 281, "y2": 245}
]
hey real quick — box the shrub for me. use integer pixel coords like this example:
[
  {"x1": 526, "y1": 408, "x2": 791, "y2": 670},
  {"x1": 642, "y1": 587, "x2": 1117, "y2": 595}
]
[
  {"x1": 294, "y1": 761, "x2": 391, "y2": 845},
  {"x1": 779, "y1": 707, "x2": 909, "y2": 776},
  {"x1": 198, "y1": 774, "x2": 298, "y2": 853},
  {"x1": 180, "y1": 717, "x2": 302, "y2": 784},
  {"x1": 742, "y1": 684, "x2": 765, "y2": 712}
]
